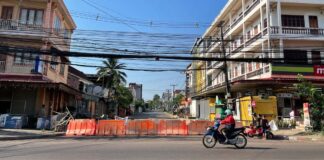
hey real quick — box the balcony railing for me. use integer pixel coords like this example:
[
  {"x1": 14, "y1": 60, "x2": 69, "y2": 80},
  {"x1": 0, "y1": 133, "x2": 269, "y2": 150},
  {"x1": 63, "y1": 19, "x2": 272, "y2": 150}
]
[
  {"x1": 0, "y1": 19, "x2": 44, "y2": 33},
  {"x1": 0, "y1": 19, "x2": 72, "y2": 41},
  {"x1": 271, "y1": 26, "x2": 324, "y2": 36},
  {"x1": 0, "y1": 61, "x2": 5, "y2": 72},
  {"x1": 244, "y1": 0, "x2": 260, "y2": 16},
  {"x1": 246, "y1": 32, "x2": 262, "y2": 47},
  {"x1": 232, "y1": 15, "x2": 243, "y2": 29}
]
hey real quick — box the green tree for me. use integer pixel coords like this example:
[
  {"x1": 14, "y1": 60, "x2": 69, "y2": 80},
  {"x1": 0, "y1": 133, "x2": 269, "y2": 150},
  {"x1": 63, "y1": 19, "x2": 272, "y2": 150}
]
[
  {"x1": 152, "y1": 94, "x2": 161, "y2": 109},
  {"x1": 115, "y1": 85, "x2": 133, "y2": 109},
  {"x1": 135, "y1": 99, "x2": 145, "y2": 111},
  {"x1": 295, "y1": 75, "x2": 324, "y2": 131},
  {"x1": 97, "y1": 58, "x2": 127, "y2": 115},
  {"x1": 172, "y1": 94, "x2": 184, "y2": 106}
]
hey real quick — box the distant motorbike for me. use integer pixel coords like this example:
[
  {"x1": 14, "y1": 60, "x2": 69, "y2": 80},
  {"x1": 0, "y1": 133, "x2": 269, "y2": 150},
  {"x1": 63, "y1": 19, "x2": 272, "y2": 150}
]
[
  {"x1": 202, "y1": 120, "x2": 247, "y2": 149},
  {"x1": 244, "y1": 125, "x2": 274, "y2": 139}
]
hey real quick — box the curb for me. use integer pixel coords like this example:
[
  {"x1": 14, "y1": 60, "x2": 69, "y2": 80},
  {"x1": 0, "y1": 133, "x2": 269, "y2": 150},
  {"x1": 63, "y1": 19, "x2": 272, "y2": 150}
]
[
  {"x1": 288, "y1": 136, "x2": 323, "y2": 142},
  {"x1": 0, "y1": 133, "x2": 65, "y2": 141}
]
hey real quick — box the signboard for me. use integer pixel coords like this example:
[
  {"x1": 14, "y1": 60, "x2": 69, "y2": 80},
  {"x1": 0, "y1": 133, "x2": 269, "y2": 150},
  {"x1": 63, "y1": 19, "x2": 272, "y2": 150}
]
[
  {"x1": 303, "y1": 103, "x2": 311, "y2": 126},
  {"x1": 314, "y1": 65, "x2": 324, "y2": 76},
  {"x1": 251, "y1": 100, "x2": 256, "y2": 108}
]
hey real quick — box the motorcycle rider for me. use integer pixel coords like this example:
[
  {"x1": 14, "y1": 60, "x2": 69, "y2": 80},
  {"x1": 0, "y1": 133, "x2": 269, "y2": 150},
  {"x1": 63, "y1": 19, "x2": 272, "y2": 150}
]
[{"x1": 221, "y1": 109, "x2": 235, "y2": 143}]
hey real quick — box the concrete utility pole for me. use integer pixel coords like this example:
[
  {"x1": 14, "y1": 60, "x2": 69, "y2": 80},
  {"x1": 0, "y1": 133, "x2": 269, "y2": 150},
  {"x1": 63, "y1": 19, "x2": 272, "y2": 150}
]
[
  {"x1": 218, "y1": 21, "x2": 231, "y2": 108},
  {"x1": 170, "y1": 84, "x2": 176, "y2": 99}
]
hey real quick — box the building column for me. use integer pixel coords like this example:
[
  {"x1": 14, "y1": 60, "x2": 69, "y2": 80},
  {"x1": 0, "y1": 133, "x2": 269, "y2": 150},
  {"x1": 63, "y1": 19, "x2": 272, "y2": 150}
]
[
  {"x1": 307, "y1": 50, "x2": 312, "y2": 64},
  {"x1": 44, "y1": 0, "x2": 53, "y2": 29},
  {"x1": 277, "y1": 0, "x2": 282, "y2": 34},
  {"x1": 279, "y1": 39, "x2": 284, "y2": 61},
  {"x1": 266, "y1": 0, "x2": 272, "y2": 58}
]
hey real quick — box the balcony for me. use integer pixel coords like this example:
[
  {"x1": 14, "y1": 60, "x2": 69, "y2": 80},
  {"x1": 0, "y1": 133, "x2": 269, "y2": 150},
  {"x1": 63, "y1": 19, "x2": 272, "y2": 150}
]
[
  {"x1": 244, "y1": 0, "x2": 260, "y2": 16},
  {"x1": 0, "y1": 19, "x2": 72, "y2": 46},
  {"x1": 231, "y1": 15, "x2": 243, "y2": 29},
  {"x1": 245, "y1": 32, "x2": 262, "y2": 47},
  {"x1": 0, "y1": 19, "x2": 47, "y2": 37},
  {"x1": 271, "y1": 26, "x2": 324, "y2": 36}
]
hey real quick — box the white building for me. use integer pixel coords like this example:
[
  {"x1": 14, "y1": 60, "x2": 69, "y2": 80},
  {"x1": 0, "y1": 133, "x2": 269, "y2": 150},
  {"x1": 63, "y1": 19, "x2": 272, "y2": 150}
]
[{"x1": 190, "y1": 0, "x2": 324, "y2": 119}]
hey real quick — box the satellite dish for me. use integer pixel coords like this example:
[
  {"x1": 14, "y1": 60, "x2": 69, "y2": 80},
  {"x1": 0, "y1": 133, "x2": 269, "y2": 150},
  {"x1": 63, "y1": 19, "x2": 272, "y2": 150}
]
[{"x1": 93, "y1": 86, "x2": 103, "y2": 95}]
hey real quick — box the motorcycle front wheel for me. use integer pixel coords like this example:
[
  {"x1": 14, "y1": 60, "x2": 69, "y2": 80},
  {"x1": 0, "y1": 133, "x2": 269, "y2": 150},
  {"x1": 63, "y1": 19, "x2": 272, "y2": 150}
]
[
  {"x1": 202, "y1": 135, "x2": 217, "y2": 148},
  {"x1": 234, "y1": 134, "x2": 247, "y2": 149}
]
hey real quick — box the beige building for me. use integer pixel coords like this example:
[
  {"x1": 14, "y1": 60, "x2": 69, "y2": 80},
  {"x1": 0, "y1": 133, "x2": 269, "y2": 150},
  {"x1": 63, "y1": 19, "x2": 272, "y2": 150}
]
[
  {"x1": 0, "y1": 0, "x2": 77, "y2": 120},
  {"x1": 190, "y1": 0, "x2": 324, "y2": 119}
]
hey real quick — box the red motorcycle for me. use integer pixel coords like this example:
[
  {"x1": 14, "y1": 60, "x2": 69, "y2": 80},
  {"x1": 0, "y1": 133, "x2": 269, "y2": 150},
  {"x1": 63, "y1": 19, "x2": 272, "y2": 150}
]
[{"x1": 244, "y1": 124, "x2": 274, "y2": 139}]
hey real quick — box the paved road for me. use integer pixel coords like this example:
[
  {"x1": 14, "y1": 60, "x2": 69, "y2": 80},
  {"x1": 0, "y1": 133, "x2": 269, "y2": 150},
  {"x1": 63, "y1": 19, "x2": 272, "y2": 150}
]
[
  {"x1": 130, "y1": 112, "x2": 175, "y2": 119},
  {"x1": 0, "y1": 137, "x2": 323, "y2": 160}
]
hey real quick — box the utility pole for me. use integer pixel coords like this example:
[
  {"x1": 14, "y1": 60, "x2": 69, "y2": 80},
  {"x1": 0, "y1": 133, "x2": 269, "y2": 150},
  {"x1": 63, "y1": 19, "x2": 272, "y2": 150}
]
[
  {"x1": 170, "y1": 84, "x2": 176, "y2": 100},
  {"x1": 218, "y1": 21, "x2": 231, "y2": 108}
]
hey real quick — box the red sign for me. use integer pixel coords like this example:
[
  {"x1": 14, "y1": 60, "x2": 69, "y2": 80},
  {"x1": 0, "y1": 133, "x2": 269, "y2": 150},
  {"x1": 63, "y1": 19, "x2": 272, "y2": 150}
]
[
  {"x1": 314, "y1": 65, "x2": 324, "y2": 76},
  {"x1": 251, "y1": 100, "x2": 256, "y2": 107}
]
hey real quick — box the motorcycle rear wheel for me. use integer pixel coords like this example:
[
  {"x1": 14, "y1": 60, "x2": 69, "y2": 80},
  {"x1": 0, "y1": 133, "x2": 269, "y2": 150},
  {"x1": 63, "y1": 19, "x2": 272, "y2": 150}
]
[
  {"x1": 202, "y1": 135, "x2": 217, "y2": 148},
  {"x1": 266, "y1": 132, "x2": 274, "y2": 139},
  {"x1": 234, "y1": 134, "x2": 247, "y2": 149}
]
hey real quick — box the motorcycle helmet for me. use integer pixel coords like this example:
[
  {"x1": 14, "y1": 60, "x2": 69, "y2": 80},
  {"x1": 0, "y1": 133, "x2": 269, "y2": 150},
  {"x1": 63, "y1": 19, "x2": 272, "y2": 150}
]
[{"x1": 225, "y1": 109, "x2": 232, "y2": 116}]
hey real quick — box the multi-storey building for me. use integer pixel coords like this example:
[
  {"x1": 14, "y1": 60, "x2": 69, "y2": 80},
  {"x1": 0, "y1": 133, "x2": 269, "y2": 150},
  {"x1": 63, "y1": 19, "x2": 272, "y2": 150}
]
[
  {"x1": 0, "y1": 0, "x2": 76, "y2": 118},
  {"x1": 190, "y1": 0, "x2": 324, "y2": 119},
  {"x1": 67, "y1": 67, "x2": 107, "y2": 117}
]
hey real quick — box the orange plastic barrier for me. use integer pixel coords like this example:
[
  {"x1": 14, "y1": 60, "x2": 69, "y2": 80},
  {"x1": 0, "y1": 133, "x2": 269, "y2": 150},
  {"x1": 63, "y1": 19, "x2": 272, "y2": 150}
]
[
  {"x1": 188, "y1": 120, "x2": 213, "y2": 135},
  {"x1": 157, "y1": 120, "x2": 188, "y2": 135},
  {"x1": 96, "y1": 120, "x2": 126, "y2": 136},
  {"x1": 66, "y1": 119, "x2": 96, "y2": 136},
  {"x1": 126, "y1": 119, "x2": 158, "y2": 135}
]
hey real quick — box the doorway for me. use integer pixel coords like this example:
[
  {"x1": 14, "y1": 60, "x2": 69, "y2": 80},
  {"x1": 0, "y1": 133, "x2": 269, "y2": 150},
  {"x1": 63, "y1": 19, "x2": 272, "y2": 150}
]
[
  {"x1": 0, "y1": 101, "x2": 11, "y2": 114},
  {"x1": 309, "y1": 16, "x2": 318, "y2": 34}
]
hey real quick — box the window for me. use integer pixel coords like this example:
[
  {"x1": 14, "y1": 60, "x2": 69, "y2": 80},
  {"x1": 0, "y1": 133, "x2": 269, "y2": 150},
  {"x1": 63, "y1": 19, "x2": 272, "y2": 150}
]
[
  {"x1": 1, "y1": 6, "x2": 13, "y2": 20},
  {"x1": 19, "y1": 9, "x2": 43, "y2": 25},
  {"x1": 234, "y1": 66, "x2": 238, "y2": 77},
  {"x1": 282, "y1": 15, "x2": 305, "y2": 27},
  {"x1": 50, "y1": 56, "x2": 57, "y2": 70},
  {"x1": 207, "y1": 74, "x2": 212, "y2": 87},
  {"x1": 247, "y1": 31, "x2": 251, "y2": 39},
  {"x1": 263, "y1": 18, "x2": 268, "y2": 28},
  {"x1": 248, "y1": 63, "x2": 252, "y2": 72},
  {"x1": 54, "y1": 16, "x2": 62, "y2": 33},
  {"x1": 240, "y1": 36, "x2": 244, "y2": 45},
  {"x1": 59, "y1": 64, "x2": 65, "y2": 75},
  {"x1": 284, "y1": 50, "x2": 307, "y2": 64},
  {"x1": 14, "y1": 53, "x2": 34, "y2": 64},
  {"x1": 253, "y1": 25, "x2": 259, "y2": 35},
  {"x1": 241, "y1": 63, "x2": 245, "y2": 75},
  {"x1": 312, "y1": 51, "x2": 321, "y2": 64}
]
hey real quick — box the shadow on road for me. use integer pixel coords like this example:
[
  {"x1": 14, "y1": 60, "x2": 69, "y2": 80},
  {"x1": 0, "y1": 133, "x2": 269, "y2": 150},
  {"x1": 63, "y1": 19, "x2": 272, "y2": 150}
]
[{"x1": 221, "y1": 146, "x2": 276, "y2": 150}]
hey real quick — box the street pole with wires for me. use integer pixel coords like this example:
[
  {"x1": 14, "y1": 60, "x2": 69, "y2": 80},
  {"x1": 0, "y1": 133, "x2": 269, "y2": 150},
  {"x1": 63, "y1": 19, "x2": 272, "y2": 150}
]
[{"x1": 218, "y1": 21, "x2": 231, "y2": 108}]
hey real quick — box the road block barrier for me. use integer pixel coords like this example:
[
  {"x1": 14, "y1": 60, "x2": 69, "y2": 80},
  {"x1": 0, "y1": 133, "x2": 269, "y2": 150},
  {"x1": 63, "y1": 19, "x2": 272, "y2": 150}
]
[
  {"x1": 66, "y1": 119, "x2": 218, "y2": 136},
  {"x1": 157, "y1": 120, "x2": 188, "y2": 135},
  {"x1": 126, "y1": 119, "x2": 157, "y2": 135},
  {"x1": 188, "y1": 120, "x2": 213, "y2": 135},
  {"x1": 66, "y1": 119, "x2": 96, "y2": 136},
  {"x1": 96, "y1": 120, "x2": 126, "y2": 136}
]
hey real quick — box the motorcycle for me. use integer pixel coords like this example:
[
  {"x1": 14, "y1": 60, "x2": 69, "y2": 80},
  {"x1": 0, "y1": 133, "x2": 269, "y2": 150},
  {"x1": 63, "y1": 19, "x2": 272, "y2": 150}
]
[
  {"x1": 202, "y1": 120, "x2": 247, "y2": 149},
  {"x1": 244, "y1": 125, "x2": 274, "y2": 139}
]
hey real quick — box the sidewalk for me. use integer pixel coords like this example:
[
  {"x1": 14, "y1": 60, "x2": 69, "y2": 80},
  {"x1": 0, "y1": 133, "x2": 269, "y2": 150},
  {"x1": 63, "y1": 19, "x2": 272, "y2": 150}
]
[
  {"x1": 273, "y1": 129, "x2": 324, "y2": 142},
  {"x1": 0, "y1": 129, "x2": 64, "y2": 141}
]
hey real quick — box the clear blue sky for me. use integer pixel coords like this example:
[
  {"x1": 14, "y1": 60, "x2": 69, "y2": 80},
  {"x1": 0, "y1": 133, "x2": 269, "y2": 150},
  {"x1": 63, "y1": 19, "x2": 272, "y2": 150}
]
[{"x1": 64, "y1": 0, "x2": 227, "y2": 100}]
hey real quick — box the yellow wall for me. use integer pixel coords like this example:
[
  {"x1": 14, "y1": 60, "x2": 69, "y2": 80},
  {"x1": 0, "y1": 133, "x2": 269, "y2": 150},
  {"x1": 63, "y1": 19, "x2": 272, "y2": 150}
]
[{"x1": 239, "y1": 96, "x2": 278, "y2": 126}]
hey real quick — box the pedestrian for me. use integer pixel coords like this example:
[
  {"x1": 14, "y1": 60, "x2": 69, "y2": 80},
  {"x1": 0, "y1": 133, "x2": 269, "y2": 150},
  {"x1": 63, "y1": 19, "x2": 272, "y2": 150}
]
[
  {"x1": 261, "y1": 115, "x2": 269, "y2": 139},
  {"x1": 289, "y1": 110, "x2": 295, "y2": 128},
  {"x1": 38, "y1": 105, "x2": 46, "y2": 130}
]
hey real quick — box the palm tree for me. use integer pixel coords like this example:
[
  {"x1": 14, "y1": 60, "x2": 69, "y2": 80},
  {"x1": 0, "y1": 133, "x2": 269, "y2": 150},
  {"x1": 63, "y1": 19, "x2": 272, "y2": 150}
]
[{"x1": 97, "y1": 58, "x2": 127, "y2": 115}]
